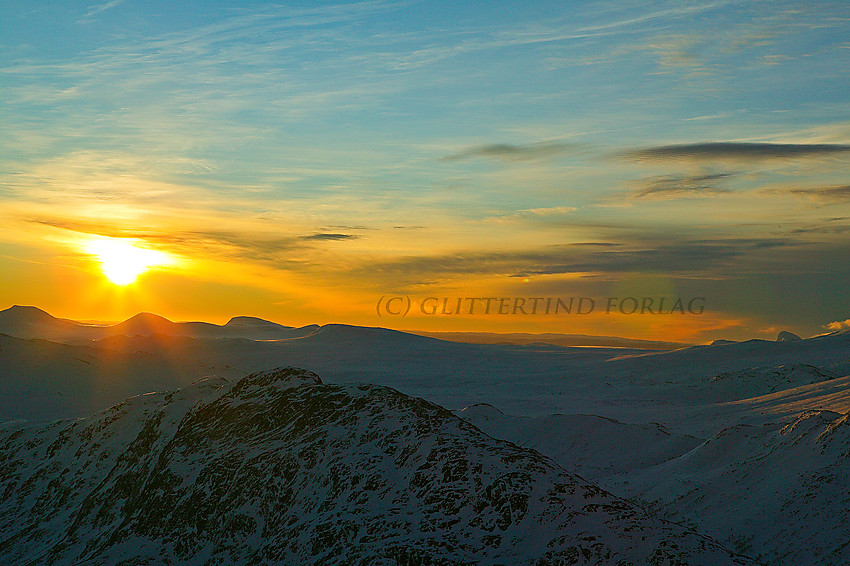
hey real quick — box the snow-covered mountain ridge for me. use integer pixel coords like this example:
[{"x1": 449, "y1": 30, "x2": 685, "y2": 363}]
[{"x1": 0, "y1": 368, "x2": 752, "y2": 565}]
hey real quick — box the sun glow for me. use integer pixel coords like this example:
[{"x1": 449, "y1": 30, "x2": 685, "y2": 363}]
[{"x1": 84, "y1": 238, "x2": 175, "y2": 285}]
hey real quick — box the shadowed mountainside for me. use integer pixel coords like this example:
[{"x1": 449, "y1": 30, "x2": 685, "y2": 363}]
[{"x1": 0, "y1": 367, "x2": 753, "y2": 565}]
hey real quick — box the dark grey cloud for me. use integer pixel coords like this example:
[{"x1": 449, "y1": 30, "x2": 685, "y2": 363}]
[
  {"x1": 442, "y1": 142, "x2": 573, "y2": 162},
  {"x1": 629, "y1": 172, "x2": 734, "y2": 199},
  {"x1": 620, "y1": 142, "x2": 850, "y2": 162},
  {"x1": 790, "y1": 184, "x2": 850, "y2": 202},
  {"x1": 299, "y1": 233, "x2": 358, "y2": 241},
  {"x1": 505, "y1": 239, "x2": 796, "y2": 277},
  {"x1": 787, "y1": 225, "x2": 850, "y2": 235},
  {"x1": 781, "y1": 216, "x2": 850, "y2": 236},
  {"x1": 352, "y1": 237, "x2": 801, "y2": 286}
]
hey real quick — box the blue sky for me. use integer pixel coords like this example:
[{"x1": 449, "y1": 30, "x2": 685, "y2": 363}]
[{"x1": 1, "y1": 0, "x2": 849, "y2": 340}]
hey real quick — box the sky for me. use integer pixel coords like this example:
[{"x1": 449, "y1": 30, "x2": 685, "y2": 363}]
[{"x1": 1, "y1": 0, "x2": 849, "y2": 342}]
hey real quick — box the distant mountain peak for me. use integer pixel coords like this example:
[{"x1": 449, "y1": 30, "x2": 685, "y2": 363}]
[
  {"x1": 107, "y1": 312, "x2": 177, "y2": 337},
  {"x1": 6, "y1": 304, "x2": 49, "y2": 312},
  {"x1": 122, "y1": 312, "x2": 174, "y2": 324},
  {"x1": 0, "y1": 304, "x2": 57, "y2": 322},
  {"x1": 777, "y1": 330, "x2": 802, "y2": 342},
  {"x1": 225, "y1": 316, "x2": 289, "y2": 329}
]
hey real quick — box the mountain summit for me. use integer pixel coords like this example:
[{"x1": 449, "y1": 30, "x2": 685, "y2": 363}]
[
  {"x1": 0, "y1": 305, "x2": 58, "y2": 324},
  {"x1": 777, "y1": 330, "x2": 803, "y2": 342},
  {"x1": 225, "y1": 316, "x2": 291, "y2": 329},
  {"x1": 0, "y1": 305, "x2": 86, "y2": 340},
  {"x1": 110, "y1": 312, "x2": 176, "y2": 335}
]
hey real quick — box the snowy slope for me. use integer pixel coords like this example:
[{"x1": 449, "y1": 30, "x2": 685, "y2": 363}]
[
  {"x1": 453, "y1": 378, "x2": 850, "y2": 565},
  {"x1": 0, "y1": 329, "x2": 632, "y2": 421},
  {"x1": 600, "y1": 408, "x2": 850, "y2": 565},
  {"x1": 0, "y1": 333, "x2": 236, "y2": 421},
  {"x1": 456, "y1": 404, "x2": 704, "y2": 479},
  {"x1": 0, "y1": 368, "x2": 752, "y2": 565}
]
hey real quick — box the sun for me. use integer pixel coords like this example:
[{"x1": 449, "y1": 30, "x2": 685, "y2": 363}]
[{"x1": 84, "y1": 238, "x2": 175, "y2": 286}]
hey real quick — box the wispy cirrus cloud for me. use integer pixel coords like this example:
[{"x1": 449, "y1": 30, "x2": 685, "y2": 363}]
[
  {"x1": 300, "y1": 233, "x2": 359, "y2": 241},
  {"x1": 442, "y1": 143, "x2": 574, "y2": 162},
  {"x1": 628, "y1": 172, "x2": 734, "y2": 199},
  {"x1": 789, "y1": 184, "x2": 850, "y2": 202},
  {"x1": 520, "y1": 206, "x2": 578, "y2": 215},
  {"x1": 484, "y1": 206, "x2": 578, "y2": 224},
  {"x1": 619, "y1": 142, "x2": 850, "y2": 163},
  {"x1": 83, "y1": 0, "x2": 125, "y2": 19}
]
